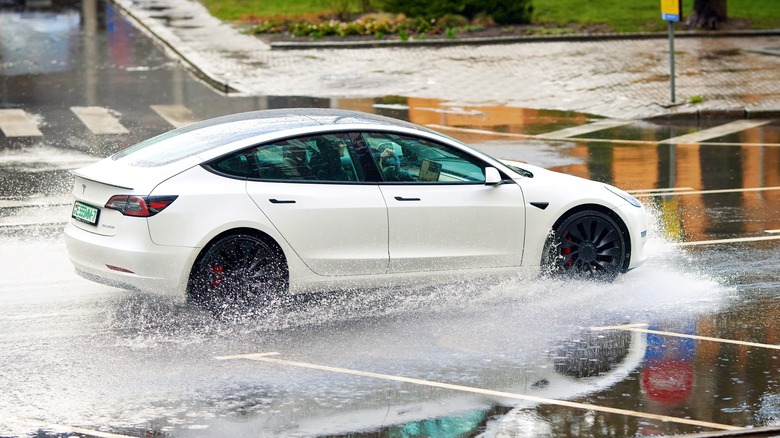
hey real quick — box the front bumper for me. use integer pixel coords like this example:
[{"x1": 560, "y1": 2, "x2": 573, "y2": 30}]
[{"x1": 613, "y1": 203, "x2": 649, "y2": 271}]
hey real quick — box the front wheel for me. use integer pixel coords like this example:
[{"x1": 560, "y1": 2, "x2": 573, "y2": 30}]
[
  {"x1": 543, "y1": 210, "x2": 627, "y2": 281},
  {"x1": 187, "y1": 234, "x2": 288, "y2": 312}
]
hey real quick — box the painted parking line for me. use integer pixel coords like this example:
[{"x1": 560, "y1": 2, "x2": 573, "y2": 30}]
[
  {"x1": 215, "y1": 352, "x2": 741, "y2": 431},
  {"x1": 592, "y1": 323, "x2": 780, "y2": 351},
  {"x1": 426, "y1": 124, "x2": 780, "y2": 147},
  {"x1": 427, "y1": 124, "x2": 536, "y2": 139},
  {"x1": 633, "y1": 186, "x2": 780, "y2": 198},
  {"x1": 628, "y1": 187, "x2": 694, "y2": 194},
  {"x1": 0, "y1": 109, "x2": 43, "y2": 137},
  {"x1": 70, "y1": 106, "x2": 129, "y2": 135},
  {"x1": 537, "y1": 119, "x2": 633, "y2": 139},
  {"x1": 150, "y1": 104, "x2": 200, "y2": 128},
  {"x1": 11, "y1": 416, "x2": 136, "y2": 438},
  {"x1": 673, "y1": 235, "x2": 780, "y2": 247},
  {"x1": 661, "y1": 120, "x2": 773, "y2": 144},
  {"x1": 767, "y1": 230, "x2": 780, "y2": 234},
  {"x1": 45, "y1": 425, "x2": 135, "y2": 438}
]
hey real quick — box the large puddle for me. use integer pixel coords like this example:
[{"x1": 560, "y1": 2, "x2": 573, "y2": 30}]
[{"x1": 1, "y1": 2, "x2": 779, "y2": 436}]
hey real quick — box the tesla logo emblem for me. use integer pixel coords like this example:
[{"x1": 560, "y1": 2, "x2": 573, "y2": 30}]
[{"x1": 82, "y1": 184, "x2": 86, "y2": 195}]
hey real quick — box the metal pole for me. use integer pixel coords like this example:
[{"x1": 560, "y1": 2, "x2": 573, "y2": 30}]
[{"x1": 668, "y1": 20, "x2": 676, "y2": 103}]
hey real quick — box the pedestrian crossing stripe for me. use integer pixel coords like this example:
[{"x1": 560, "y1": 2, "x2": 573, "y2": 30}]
[
  {"x1": 70, "y1": 106, "x2": 130, "y2": 135},
  {"x1": 0, "y1": 109, "x2": 43, "y2": 137},
  {"x1": 150, "y1": 104, "x2": 200, "y2": 128}
]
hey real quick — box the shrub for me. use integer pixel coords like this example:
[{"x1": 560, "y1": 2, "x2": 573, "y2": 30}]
[
  {"x1": 436, "y1": 13, "x2": 469, "y2": 31},
  {"x1": 464, "y1": 0, "x2": 533, "y2": 24},
  {"x1": 379, "y1": 0, "x2": 532, "y2": 24},
  {"x1": 380, "y1": 0, "x2": 456, "y2": 19}
]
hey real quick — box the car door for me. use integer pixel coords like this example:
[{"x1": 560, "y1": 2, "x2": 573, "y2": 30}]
[
  {"x1": 218, "y1": 133, "x2": 389, "y2": 276},
  {"x1": 359, "y1": 132, "x2": 526, "y2": 273}
]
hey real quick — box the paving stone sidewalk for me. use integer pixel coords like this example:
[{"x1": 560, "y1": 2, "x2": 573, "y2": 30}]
[{"x1": 115, "y1": 0, "x2": 780, "y2": 120}]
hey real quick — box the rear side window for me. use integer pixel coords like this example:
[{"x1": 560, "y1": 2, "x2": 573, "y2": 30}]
[{"x1": 206, "y1": 133, "x2": 366, "y2": 183}]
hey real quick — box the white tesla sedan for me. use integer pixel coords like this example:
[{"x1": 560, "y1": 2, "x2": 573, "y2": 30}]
[{"x1": 64, "y1": 109, "x2": 647, "y2": 309}]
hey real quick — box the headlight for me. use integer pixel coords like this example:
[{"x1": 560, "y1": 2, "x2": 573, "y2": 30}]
[{"x1": 605, "y1": 185, "x2": 642, "y2": 208}]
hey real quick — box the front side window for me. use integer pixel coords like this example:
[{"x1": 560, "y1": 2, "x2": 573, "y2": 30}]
[
  {"x1": 207, "y1": 133, "x2": 365, "y2": 183},
  {"x1": 360, "y1": 132, "x2": 486, "y2": 183}
]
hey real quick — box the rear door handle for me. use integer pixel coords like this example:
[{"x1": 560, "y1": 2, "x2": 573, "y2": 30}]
[
  {"x1": 394, "y1": 196, "x2": 421, "y2": 201},
  {"x1": 269, "y1": 199, "x2": 296, "y2": 204}
]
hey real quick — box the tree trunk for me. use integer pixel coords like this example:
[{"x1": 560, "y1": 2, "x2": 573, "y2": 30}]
[{"x1": 687, "y1": 0, "x2": 727, "y2": 30}]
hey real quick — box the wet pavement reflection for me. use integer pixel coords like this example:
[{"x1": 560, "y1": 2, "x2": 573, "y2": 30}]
[{"x1": 1, "y1": 1, "x2": 780, "y2": 437}]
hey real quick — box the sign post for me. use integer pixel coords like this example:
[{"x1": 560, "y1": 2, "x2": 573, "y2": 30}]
[{"x1": 660, "y1": 0, "x2": 682, "y2": 103}]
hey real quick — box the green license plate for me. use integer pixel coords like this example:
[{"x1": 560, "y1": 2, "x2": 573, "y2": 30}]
[{"x1": 72, "y1": 201, "x2": 99, "y2": 225}]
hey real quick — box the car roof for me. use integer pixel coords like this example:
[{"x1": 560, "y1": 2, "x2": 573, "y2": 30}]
[
  {"x1": 182, "y1": 108, "x2": 431, "y2": 133},
  {"x1": 111, "y1": 108, "x2": 436, "y2": 168}
]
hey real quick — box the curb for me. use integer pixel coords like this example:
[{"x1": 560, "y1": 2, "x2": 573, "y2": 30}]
[
  {"x1": 647, "y1": 106, "x2": 780, "y2": 122},
  {"x1": 110, "y1": 0, "x2": 242, "y2": 94},
  {"x1": 269, "y1": 29, "x2": 780, "y2": 50}
]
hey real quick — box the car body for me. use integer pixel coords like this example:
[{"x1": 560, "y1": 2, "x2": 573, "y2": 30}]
[{"x1": 64, "y1": 108, "x2": 648, "y2": 307}]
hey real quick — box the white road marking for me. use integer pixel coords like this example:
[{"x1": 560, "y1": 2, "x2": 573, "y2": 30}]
[
  {"x1": 674, "y1": 235, "x2": 780, "y2": 246},
  {"x1": 425, "y1": 124, "x2": 780, "y2": 147},
  {"x1": 537, "y1": 119, "x2": 632, "y2": 139},
  {"x1": 426, "y1": 124, "x2": 535, "y2": 139},
  {"x1": 48, "y1": 425, "x2": 136, "y2": 438},
  {"x1": 633, "y1": 186, "x2": 780, "y2": 198},
  {"x1": 767, "y1": 230, "x2": 780, "y2": 234},
  {"x1": 592, "y1": 323, "x2": 780, "y2": 351},
  {"x1": 0, "y1": 221, "x2": 67, "y2": 229},
  {"x1": 0, "y1": 109, "x2": 43, "y2": 137},
  {"x1": 661, "y1": 120, "x2": 773, "y2": 144},
  {"x1": 627, "y1": 187, "x2": 694, "y2": 194},
  {"x1": 70, "y1": 106, "x2": 129, "y2": 134},
  {"x1": 150, "y1": 104, "x2": 200, "y2": 128},
  {"x1": 215, "y1": 352, "x2": 741, "y2": 431},
  {"x1": 11, "y1": 417, "x2": 137, "y2": 438}
]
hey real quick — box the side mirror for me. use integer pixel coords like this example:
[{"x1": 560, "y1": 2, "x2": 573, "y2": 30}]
[{"x1": 485, "y1": 167, "x2": 503, "y2": 185}]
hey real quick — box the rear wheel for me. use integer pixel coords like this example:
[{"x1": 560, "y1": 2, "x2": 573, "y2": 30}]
[
  {"x1": 188, "y1": 234, "x2": 288, "y2": 312},
  {"x1": 543, "y1": 210, "x2": 626, "y2": 281}
]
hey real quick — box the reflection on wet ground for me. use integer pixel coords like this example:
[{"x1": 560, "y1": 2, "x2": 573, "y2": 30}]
[{"x1": 2, "y1": 2, "x2": 780, "y2": 437}]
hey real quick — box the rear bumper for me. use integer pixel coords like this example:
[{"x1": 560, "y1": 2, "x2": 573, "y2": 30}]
[{"x1": 64, "y1": 220, "x2": 197, "y2": 296}]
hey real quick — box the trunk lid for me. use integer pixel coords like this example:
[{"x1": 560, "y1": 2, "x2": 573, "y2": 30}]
[{"x1": 68, "y1": 155, "x2": 200, "y2": 236}]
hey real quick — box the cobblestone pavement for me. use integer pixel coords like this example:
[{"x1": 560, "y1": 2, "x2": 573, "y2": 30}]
[{"x1": 116, "y1": 0, "x2": 780, "y2": 119}]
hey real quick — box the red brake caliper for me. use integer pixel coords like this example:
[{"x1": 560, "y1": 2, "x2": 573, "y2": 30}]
[
  {"x1": 210, "y1": 265, "x2": 224, "y2": 288},
  {"x1": 561, "y1": 235, "x2": 574, "y2": 267}
]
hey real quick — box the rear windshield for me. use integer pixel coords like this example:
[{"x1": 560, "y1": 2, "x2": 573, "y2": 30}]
[{"x1": 111, "y1": 118, "x2": 311, "y2": 167}]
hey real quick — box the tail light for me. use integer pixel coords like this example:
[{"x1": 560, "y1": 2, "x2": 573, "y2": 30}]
[{"x1": 105, "y1": 195, "x2": 178, "y2": 217}]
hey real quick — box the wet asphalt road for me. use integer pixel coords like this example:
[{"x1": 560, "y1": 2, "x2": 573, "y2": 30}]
[{"x1": 1, "y1": 1, "x2": 780, "y2": 437}]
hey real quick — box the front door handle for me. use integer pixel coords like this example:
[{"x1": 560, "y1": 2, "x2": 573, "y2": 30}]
[
  {"x1": 269, "y1": 199, "x2": 296, "y2": 204},
  {"x1": 394, "y1": 196, "x2": 421, "y2": 201}
]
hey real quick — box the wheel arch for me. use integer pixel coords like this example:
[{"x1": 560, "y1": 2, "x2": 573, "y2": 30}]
[
  {"x1": 550, "y1": 203, "x2": 633, "y2": 273},
  {"x1": 187, "y1": 227, "x2": 290, "y2": 296}
]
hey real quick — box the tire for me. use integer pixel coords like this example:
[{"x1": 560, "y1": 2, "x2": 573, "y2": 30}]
[
  {"x1": 543, "y1": 210, "x2": 627, "y2": 281},
  {"x1": 187, "y1": 234, "x2": 288, "y2": 312}
]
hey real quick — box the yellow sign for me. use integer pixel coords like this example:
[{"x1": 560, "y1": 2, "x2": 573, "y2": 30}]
[{"x1": 661, "y1": 0, "x2": 682, "y2": 21}]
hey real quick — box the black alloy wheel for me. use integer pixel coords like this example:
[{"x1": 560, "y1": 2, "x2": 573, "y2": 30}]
[
  {"x1": 188, "y1": 234, "x2": 287, "y2": 312},
  {"x1": 544, "y1": 210, "x2": 626, "y2": 280}
]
